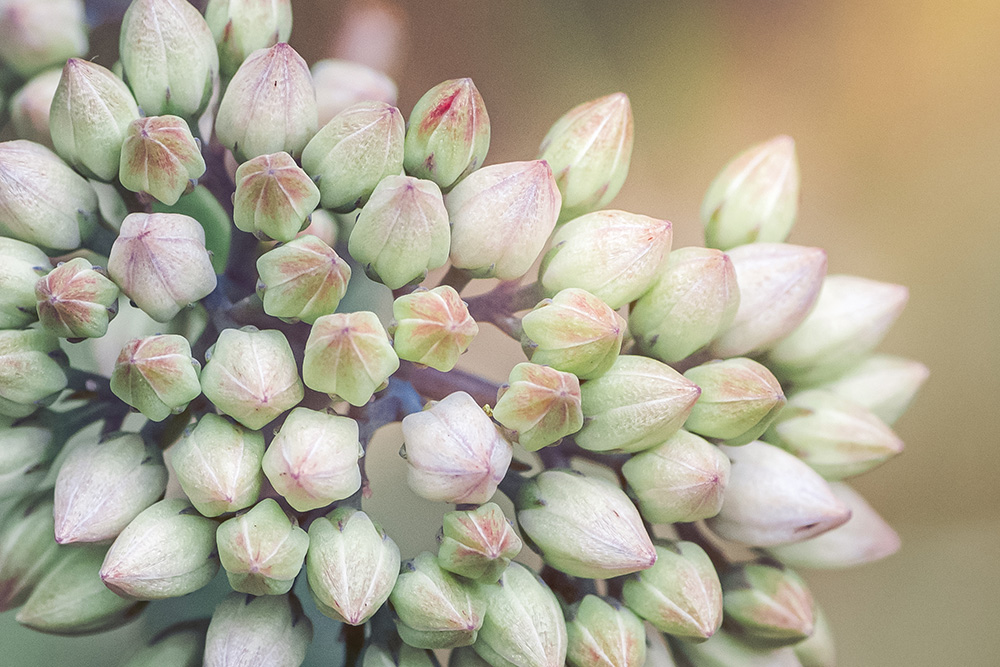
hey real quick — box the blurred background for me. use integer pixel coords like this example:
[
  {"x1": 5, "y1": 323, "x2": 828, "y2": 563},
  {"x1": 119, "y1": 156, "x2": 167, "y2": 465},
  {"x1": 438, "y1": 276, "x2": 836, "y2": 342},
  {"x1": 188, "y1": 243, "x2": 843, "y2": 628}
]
[{"x1": 4, "y1": 0, "x2": 998, "y2": 665}]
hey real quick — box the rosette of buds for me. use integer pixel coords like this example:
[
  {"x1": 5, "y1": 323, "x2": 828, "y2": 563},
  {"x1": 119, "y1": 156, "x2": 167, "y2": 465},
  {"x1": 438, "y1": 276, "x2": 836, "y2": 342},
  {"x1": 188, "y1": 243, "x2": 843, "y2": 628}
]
[{"x1": 0, "y1": 0, "x2": 925, "y2": 665}]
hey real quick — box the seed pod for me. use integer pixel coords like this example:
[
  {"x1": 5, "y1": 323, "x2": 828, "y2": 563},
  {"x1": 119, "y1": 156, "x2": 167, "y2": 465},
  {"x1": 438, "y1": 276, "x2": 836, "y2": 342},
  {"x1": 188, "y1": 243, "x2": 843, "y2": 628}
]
[{"x1": 217, "y1": 498, "x2": 308, "y2": 596}]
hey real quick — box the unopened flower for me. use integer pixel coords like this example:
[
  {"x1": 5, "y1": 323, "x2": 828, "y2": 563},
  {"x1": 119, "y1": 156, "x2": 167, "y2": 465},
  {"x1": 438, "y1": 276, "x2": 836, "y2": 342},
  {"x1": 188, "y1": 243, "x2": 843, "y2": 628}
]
[
  {"x1": 204, "y1": 0, "x2": 293, "y2": 77},
  {"x1": 0, "y1": 493, "x2": 60, "y2": 612},
  {"x1": 492, "y1": 362, "x2": 583, "y2": 451},
  {"x1": 0, "y1": 0, "x2": 87, "y2": 77},
  {"x1": 794, "y1": 605, "x2": 837, "y2": 667},
  {"x1": 35, "y1": 257, "x2": 120, "y2": 339},
  {"x1": 204, "y1": 593, "x2": 313, "y2": 667},
  {"x1": 9, "y1": 69, "x2": 62, "y2": 148},
  {"x1": 217, "y1": 498, "x2": 309, "y2": 596},
  {"x1": 0, "y1": 425, "x2": 56, "y2": 499},
  {"x1": 672, "y1": 629, "x2": 802, "y2": 666},
  {"x1": 256, "y1": 234, "x2": 351, "y2": 323},
  {"x1": 0, "y1": 237, "x2": 50, "y2": 329},
  {"x1": 565, "y1": 595, "x2": 647, "y2": 667},
  {"x1": 121, "y1": 621, "x2": 209, "y2": 667},
  {"x1": 721, "y1": 560, "x2": 815, "y2": 646},
  {"x1": 303, "y1": 311, "x2": 399, "y2": 406},
  {"x1": 311, "y1": 59, "x2": 398, "y2": 127},
  {"x1": 110, "y1": 334, "x2": 202, "y2": 421},
  {"x1": 815, "y1": 354, "x2": 929, "y2": 425},
  {"x1": 119, "y1": 115, "x2": 206, "y2": 205},
  {"x1": 391, "y1": 285, "x2": 478, "y2": 372},
  {"x1": 438, "y1": 502, "x2": 522, "y2": 583},
  {"x1": 683, "y1": 358, "x2": 786, "y2": 447},
  {"x1": 0, "y1": 328, "x2": 67, "y2": 418},
  {"x1": 233, "y1": 151, "x2": 320, "y2": 241}
]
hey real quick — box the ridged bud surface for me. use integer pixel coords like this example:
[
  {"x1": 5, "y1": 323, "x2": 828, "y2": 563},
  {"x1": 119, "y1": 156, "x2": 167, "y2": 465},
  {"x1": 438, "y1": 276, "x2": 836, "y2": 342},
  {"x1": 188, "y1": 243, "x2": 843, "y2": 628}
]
[
  {"x1": 0, "y1": 0, "x2": 87, "y2": 77},
  {"x1": 205, "y1": 0, "x2": 293, "y2": 77},
  {"x1": 0, "y1": 237, "x2": 50, "y2": 329},
  {"x1": 9, "y1": 69, "x2": 62, "y2": 148},
  {"x1": 233, "y1": 151, "x2": 320, "y2": 241},
  {"x1": 110, "y1": 334, "x2": 202, "y2": 421},
  {"x1": 392, "y1": 286, "x2": 478, "y2": 372},
  {"x1": 566, "y1": 595, "x2": 647, "y2": 667},
  {"x1": 257, "y1": 234, "x2": 351, "y2": 323},
  {"x1": 683, "y1": 358, "x2": 785, "y2": 447},
  {"x1": 0, "y1": 493, "x2": 60, "y2": 612},
  {"x1": 816, "y1": 354, "x2": 928, "y2": 425},
  {"x1": 0, "y1": 328, "x2": 67, "y2": 418},
  {"x1": 119, "y1": 115, "x2": 206, "y2": 205},
  {"x1": 303, "y1": 311, "x2": 399, "y2": 406},
  {"x1": 721, "y1": 561, "x2": 815, "y2": 646},
  {"x1": 217, "y1": 498, "x2": 308, "y2": 595},
  {"x1": 438, "y1": 502, "x2": 522, "y2": 583},
  {"x1": 204, "y1": 593, "x2": 313, "y2": 667},
  {"x1": 36, "y1": 257, "x2": 120, "y2": 339},
  {"x1": 492, "y1": 362, "x2": 583, "y2": 451}
]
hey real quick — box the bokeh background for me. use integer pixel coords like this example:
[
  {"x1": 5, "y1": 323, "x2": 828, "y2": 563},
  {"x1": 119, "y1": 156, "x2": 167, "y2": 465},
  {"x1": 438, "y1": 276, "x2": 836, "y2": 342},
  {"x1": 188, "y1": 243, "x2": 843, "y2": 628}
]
[{"x1": 3, "y1": 0, "x2": 998, "y2": 665}]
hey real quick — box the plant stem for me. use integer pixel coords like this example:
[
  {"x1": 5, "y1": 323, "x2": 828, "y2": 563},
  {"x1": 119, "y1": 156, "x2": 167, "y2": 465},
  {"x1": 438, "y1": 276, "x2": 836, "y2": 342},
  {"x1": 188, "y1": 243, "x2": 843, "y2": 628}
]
[
  {"x1": 396, "y1": 361, "x2": 500, "y2": 406},
  {"x1": 437, "y1": 265, "x2": 473, "y2": 293}
]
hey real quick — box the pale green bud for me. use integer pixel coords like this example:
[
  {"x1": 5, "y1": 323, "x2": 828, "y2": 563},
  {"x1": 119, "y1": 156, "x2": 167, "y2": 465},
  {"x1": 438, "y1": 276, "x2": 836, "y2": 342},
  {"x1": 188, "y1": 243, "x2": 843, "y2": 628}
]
[
  {"x1": 35, "y1": 257, "x2": 120, "y2": 339},
  {"x1": 643, "y1": 628, "x2": 679, "y2": 666},
  {"x1": 201, "y1": 327, "x2": 304, "y2": 429},
  {"x1": 119, "y1": 115, "x2": 206, "y2": 205},
  {"x1": 683, "y1": 358, "x2": 786, "y2": 446},
  {"x1": 521, "y1": 288, "x2": 625, "y2": 380},
  {"x1": 217, "y1": 498, "x2": 308, "y2": 595},
  {"x1": 110, "y1": 334, "x2": 202, "y2": 421},
  {"x1": 312, "y1": 59, "x2": 398, "y2": 127},
  {"x1": 575, "y1": 355, "x2": 701, "y2": 454},
  {"x1": 9, "y1": 68, "x2": 62, "y2": 148},
  {"x1": 438, "y1": 502, "x2": 522, "y2": 583},
  {"x1": 0, "y1": 425, "x2": 56, "y2": 499},
  {"x1": 400, "y1": 391, "x2": 512, "y2": 504},
  {"x1": 204, "y1": 0, "x2": 292, "y2": 78},
  {"x1": 16, "y1": 544, "x2": 145, "y2": 635},
  {"x1": 706, "y1": 441, "x2": 851, "y2": 547},
  {"x1": 766, "y1": 482, "x2": 900, "y2": 569},
  {"x1": 0, "y1": 493, "x2": 60, "y2": 612},
  {"x1": 765, "y1": 390, "x2": 903, "y2": 480},
  {"x1": 216, "y1": 42, "x2": 317, "y2": 161},
  {"x1": 629, "y1": 247, "x2": 740, "y2": 363},
  {"x1": 473, "y1": 561, "x2": 567, "y2": 667},
  {"x1": 233, "y1": 151, "x2": 320, "y2": 241},
  {"x1": 516, "y1": 469, "x2": 656, "y2": 579},
  {"x1": 0, "y1": 237, "x2": 50, "y2": 329},
  {"x1": 262, "y1": 407, "x2": 362, "y2": 511},
  {"x1": 0, "y1": 0, "x2": 87, "y2": 77},
  {"x1": 119, "y1": 0, "x2": 219, "y2": 118},
  {"x1": 709, "y1": 243, "x2": 826, "y2": 358},
  {"x1": 622, "y1": 541, "x2": 722, "y2": 642},
  {"x1": 815, "y1": 354, "x2": 929, "y2": 425},
  {"x1": 301, "y1": 101, "x2": 405, "y2": 211},
  {"x1": 390, "y1": 551, "x2": 486, "y2": 649},
  {"x1": 49, "y1": 59, "x2": 141, "y2": 181},
  {"x1": 256, "y1": 234, "x2": 351, "y2": 323},
  {"x1": 793, "y1": 605, "x2": 836, "y2": 667},
  {"x1": 701, "y1": 136, "x2": 800, "y2": 250},
  {"x1": 722, "y1": 561, "x2": 814, "y2": 646},
  {"x1": 307, "y1": 507, "x2": 400, "y2": 625},
  {"x1": 349, "y1": 175, "x2": 450, "y2": 288},
  {"x1": 365, "y1": 643, "x2": 437, "y2": 667},
  {"x1": 171, "y1": 413, "x2": 264, "y2": 516},
  {"x1": 449, "y1": 646, "x2": 492, "y2": 667},
  {"x1": 101, "y1": 498, "x2": 220, "y2": 599},
  {"x1": 538, "y1": 92, "x2": 634, "y2": 222},
  {"x1": 204, "y1": 592, "x2": 313, "y2": 667},
  {"x1": 391, "y1": 285, "x2": 478, "y2": 372},
  {"x1": 108, "y1": 212, "x2": 217, "y2": 322},
  {"x1": 446, "y1": 160, "x2": 561, "y2": 280},
  {"x1": 566, "y1": 595, "x2": 647, "y2": 667},
  {"x1": 766, "y1": 275, "x2": 909, "y2": 385},
  {"x1": 672, "y1": 630, "x2": 802, "y2": 667},
  {"x1": 0, "y1": 140, "x2": 99, "y2": 250},
  {"x1": 0, "y1": 328, "x2": 68, "y2": 418},
  {"x1": 303, "y1": 311, "x2": 399, "y2": 406},
  {"x1": 404, "y1": 78, "x2": 490, "y2": 189},
  {"x1": 622, "y1": 430, "x2": 730, "y2": 524},
  {"x1": 492, "y1": 362, "x2": 583, "y2": 451},
  {"x1": 122, "y1": 620, "x2": 209, "y2": 667}
]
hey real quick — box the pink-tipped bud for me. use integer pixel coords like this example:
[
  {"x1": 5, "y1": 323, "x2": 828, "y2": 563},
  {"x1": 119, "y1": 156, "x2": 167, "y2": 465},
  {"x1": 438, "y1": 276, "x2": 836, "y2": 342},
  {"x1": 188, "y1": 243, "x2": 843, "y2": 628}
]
[
  {"x1": 492, "y1": 362, "x2": 583, "y2": 451},
  {"x1": 391, "y1": 285, "x2": 478, "y2": 372}
]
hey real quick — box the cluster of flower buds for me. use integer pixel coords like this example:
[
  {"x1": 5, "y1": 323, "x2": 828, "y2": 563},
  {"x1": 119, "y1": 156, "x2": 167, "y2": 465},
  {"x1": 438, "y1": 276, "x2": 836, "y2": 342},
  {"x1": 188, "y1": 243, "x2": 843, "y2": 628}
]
[{"x1": 0, "y1": 0, "x2": 925, "y2": 665}]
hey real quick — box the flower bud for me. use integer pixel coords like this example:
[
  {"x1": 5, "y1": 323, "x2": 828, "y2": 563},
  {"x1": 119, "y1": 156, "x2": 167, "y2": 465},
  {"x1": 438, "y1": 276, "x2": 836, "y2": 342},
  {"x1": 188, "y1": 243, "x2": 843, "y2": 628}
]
[
  {"x1": 575, "y1": 355, "x2": 701, "y2": 453},
  {"x1": 721, "y1": 560, "x2": 814, "y2": 646},
  {"x1": 303, "y1": 311, "x2": 399, "y2": 406},
  {"x1": 766, "y1": 482, "x2": 900, "y2": 568},
  {"x1": 794, "y1": 605, "x2": 836, "y2": 667},
  {"x1": 709, "y1": 243, "x2": 827, "y2": 358},
  {"x1": 35, "y1": 257, "x2": 121, "y2": 339},
  {"x1": 119, "y1": 115, "x2": 206, "y2": 205},
  {"x1": 171, "y1": 413, "x2": 264, "y2": 516},
  {"x1": 520, "y1": 288, "x2": 625, "y2": 380},
  {"x1": 538, "y1": 92, "x2": 634, "y2": 222},
  {"x1": 110, "y1": 334, "x2": 202, "y2": 421},
  {"x1": 0, "y1": 425, "x2": 56, "y2": 499},
  {"x1": 392, "y1": 286, "x2": 478, "y2": 372},
  {"x1": 816, "y1": 354, "x2": 929, "y2": 425},
  {"x1": 629, "y1": 247, "x2": 740, "y2": 363},
  {"x1": 0, "y1": 140, "x2": 99, "y2": 250},
  {"x1": 0, "y1": 237, "x2": 50, "y2": 329},
  {"x1": 0, "y1": 0, "x2": 87, "y2": 77},
  {"x1": 643, "y1": 628, "x2": 679, "y2": 666},
  {"x1": 474, "y1": 561, "x2": 567, "y2": 667},
  {"x1": 216, "y1": 498, "x2": 308, "y2": 595},
  {"x1": 201, "y1": 327, "x2": 304, "y2": 429},
  {"x1": 262, "y1": 407, "x2": 363, "y2": 511},
  {"x1": 301, "y1": 101, "x2": 405, "y2": 211},
  {"x1": 541, "y1": 210, "x2": 672, "y2": 309},
  {"x1": 204, "y1": 0, "x2": 292, "y2": 78},
  {"x1": 16, "y1": 544, "x2": 144, "y2": 635},
  {"x1": 449, "y1": 647, "x2": 492, "y2": 667},
  {"x1": 233, "y1": 151, "x2": 320, "y2": 241},
  {"x1": 622, "y1": 541, "x2": 722, "y2": 642},
  {"x1": 365, "y1": 643, "x2": 437, "y2": 667},
  {"x1": 492, "y1": 362, "x2": 583, "y2": 451},
  {"x1": 516, "y1": 469, "x2": 656, "y2": 578},
  {"x1": 706, "y1": 441, "x2": 851, "y2": 547},
  {"x1": 108, "y1": 212, "x2": 217, "y2": 322},
  {"x1": 438, "y1": 502, "x2": 522, "y2": 583},
  {"x1": 204, "y1": 592, "x2": 313, "y2": 667},
  {"x1": 307, "y1": 507, "x2": 400, "y2": 625},
  {"x1": 349, "y1": 175, "x2": 451, "y2": 288},
  {"x1": 49, "y1": 59, "x2": 141, "y2": 181},
  {"x1": 256, "y1": 234, "x2": 350, "y2": 323},
  {"x1": 566, "y1": 595, "x2": 647, "y2": 667},
  {"x1": 122, "y1": 620, "x2": 209, "y2": 667},
  {"x1": 404, "y1": 78, "x2": 490, "y2": 190},
  {"x1": 672, "y1": 630, "x2": 802, "y2": 667},
  {"x1": 390, "y1": 551, "x2": 486, "y2": 649},
  {"x1": 0, "y1": 493, "x2": 60, "y2": 612},
  {"x1": 101, "y1": 498, "x2": 220, "y2": 599},
  {"x1": 765, "y1": 390, "x2": 903, "y2": 480},
  {"x1": 400, "y1": 391, "x2": 512, "y2": 504},
  {"x1": 0, "y1": 328, "x2": 68, "y2": 418},
  {"x1": 9, "y1": 68, "x2": 62, "y2": 148},
  {"x1": 701, "y1": 136, "x2": 800, "y2": 250},
  {"x1": 312, "y1": 59, "x2": 398, "y2": 127},
  {"x1": 446, "y1": 160, "x2": 561, "y2": 280},
  {"x1": 766, "y1": 275, "x2": 909, "y2": 385},
  {"x1": 216, "y1": 42, "x2": 317, "y2": 161},
  {"x1": 683, "y1": 358, "x2": 785, "y2": 447},
  {"x1": 622, "y1": 430, "x2": 730, "y2": 524}
]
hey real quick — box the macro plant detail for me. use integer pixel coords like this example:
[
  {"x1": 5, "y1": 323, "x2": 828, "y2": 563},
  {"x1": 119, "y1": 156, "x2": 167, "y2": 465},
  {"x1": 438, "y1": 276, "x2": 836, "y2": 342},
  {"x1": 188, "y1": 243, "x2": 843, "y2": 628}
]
[{"x1": 0, "y1": 0, "x2": 930, "y2": 665}]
